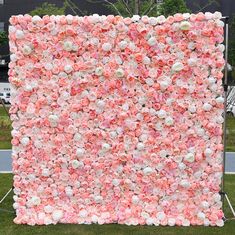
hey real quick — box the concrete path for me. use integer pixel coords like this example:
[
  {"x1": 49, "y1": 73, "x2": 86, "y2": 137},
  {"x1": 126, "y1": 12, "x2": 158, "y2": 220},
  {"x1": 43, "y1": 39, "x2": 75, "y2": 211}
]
[{"x1": 0, "y1": 150, "x2": 235, "y2": 173}]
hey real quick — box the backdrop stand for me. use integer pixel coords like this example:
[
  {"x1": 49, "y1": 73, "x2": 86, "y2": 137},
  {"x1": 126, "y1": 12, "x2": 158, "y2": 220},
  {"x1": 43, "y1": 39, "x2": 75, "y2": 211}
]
[
  {"x1": 220, "y1": 16, "x2": 235, "y2": 221},
  {"x1": 0, "y1": 15, "x2": 235, "y2": 221}
]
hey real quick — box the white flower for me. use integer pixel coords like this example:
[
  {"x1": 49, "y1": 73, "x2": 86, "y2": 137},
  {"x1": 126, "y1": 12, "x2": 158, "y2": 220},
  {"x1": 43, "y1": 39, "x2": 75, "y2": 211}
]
[
  {"x1": 95, "y1": 67, "x2": 103, "y2": 76},
  {"x1": 112, "y1": 179, "x2": 120, "y2": 186},
  {"x1": 148, "y1": 37, "x2": 157, "y2": 46},
  {"x1": 182, "y1": 219, "x2": 190, "y2": 226},
  {"x1": 20, "y1": 136, "x2": 30, "y2": 146},
  {"x1": 32, "y1": 15, "x2": 41, "y2": 24},
  {"x1": 137, "y1": 142, "x2": 145, "y2": 151},
  {"x1": 22, "y1": 45, "x2": 33, "y2": 55},
  {"x1": 94, "y1": 195, "x2": 103, "y2": 203},
  {"x1": 217, "y1": 44, "x2": 225, "y2": 52},
  {"x1": 157, "y1": 109, "x2": 167, "y2": 119},
  {"x1": 44, "y1": 63, "x2": 53, "y2": 71},
  {"x1": 201, "y1": 201, "x2": 209, "y2": 209},
  {"x1": 184, "y1": 153, "x2": 195, "y2": 163},
  {"x1": 118, "y1": 40, "x2": 128, "y2": 50},
  {"x1": 97, "y1": 100, "x2": 106, "y2": 109},
  {"x1": 74, "y1": 133, "x2": 82, "y2": 141},
  {"x1": 172, "y1": 62, "x2": 184, "y2": 72},
  {"x1": 65, "y1": 186, "x2": 73, "y2": 197},
  {"x1": 115, "y1": 68, "x2": 125, "y2": 78},
  {"x1": 183, "y1": 13, "x2": 191, "y2": 19},
  {"x1": 66, "y1": 14, "x2": 74, "y2": 24},
  {"x1": 159, "y1": 80, "x2": 171, "y2": 90},
  {"x1": 146, "y1": 217, "x2": 155, "y2": 225},
  {"x1": 143, "y1": 167, "x2": 153, "y2": 175},
  {"x1": 102, "y1": 143, "x2": 111, "y2": 152},
  {"x1": 156, "y1": 212, "x2": 166, "y2": 220},
  {"x1": 52, "y1": 210, "x2": 63, "y2": 221},
  {"x1": 180, "y1": 179, "x2": 190, "y2": 188},
  {"x1": 156, "y1": 15, "x2": 166, "y2": 24},
  {"x1": 141, "y1": 212, "x2": 150, "y2": 219},
  {"x1": 15, "y1": 30, "x2": 24, "y2": 39},
  {"x1": 48, "y1": 114, "x2": 59, "y2": 127},
  {"x1": 29, "y1": 196, "x2": 41, "y2": 206},
  {"x1": 102, "y1": 42, "x2": 112, "y2": 51},
  {"x1": 64, "y1": 64, "x2": 73, "y2": 73},
  {"x1": 216, "y1": 219, "x2": 224, "y2": 227},
  {"x1": 165, "y1": 116, "x2": 174, "y2": 126},
  {"x1": 132, "y1": 195, "x2": 139, "y2": 204},
  {"x1": 213, "y1": 193, "x2": 221, "y2": 202},
  {"x1": 180, "y1": 21, "x2": 191, "y2": 30},
  {"x1": 159, "y1": 150, "x2": 168, "y2": 158},
  {"x1": 42, "y1": 168, "x2": 50, "y2": 177},
  {"x1": 168, "y1": 218, "x2": 176, "y2": 226},
  {"x1": 213, "y1": 11, "x2": 222, "y2": 19},
  {"x1": 204, "y1": 148, "x2": 213, "y2": 157},
  {"x1": 44, "y1": 205, "x2": 53, "y2": 213},
  {"x1": 76, "y1": 148, "x2": 85, "y2": 157},
  {"x1": 146, "y1": 77, "x2": 154, "y2": 86},
  {"x1": 205, "y1": 12, "x2": 213, "y2": 20},
  {"x1": 90, "y1": 37, "x2": 99, "y2": 46},
  {"x1": 149, "y1": 17, "x2": 158, "y2": 26},
  {"x1": 63, "y1": 40, "x2": 73, "y2": 51},
  {"x1": 79, "y1": 209, "x2": 88, "y2": 218},
  {"x1": 202, "y1": 103, "x2": 212, "y2": 111},
  {"x1": 187, "y1": 58, "x2": 197, "y2": 66},
  {"x1": 188, "y1": 105, "x2": 197, "y2": 113},
  {"x1": 71, "y1": 160, "x2": 84, "y2": 169},
  {"x1": 143, "y1": 56, "x2": 151, "y2": 64},
  {"x1": 215, "y1": 96, "x2": 224, "y2": 104},
  {"x1": 132, "y1": 15, "x2": 140, "y2": 22},
  {"x1": 91, "y1": 215, "x2": 99, "y2": 223},
  {"x1": 197, "y1": 212, "x2": 206, "y2": 220}
]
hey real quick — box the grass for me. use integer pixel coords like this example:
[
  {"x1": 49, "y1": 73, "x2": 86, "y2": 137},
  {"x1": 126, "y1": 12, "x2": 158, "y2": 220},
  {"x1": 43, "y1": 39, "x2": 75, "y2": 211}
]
[
  {"x1": 0, "y1": 174, "x2": 234, "y2": 235},
  {"x1": 1, "y1": 106, "x2": 235, "y2": 151}
]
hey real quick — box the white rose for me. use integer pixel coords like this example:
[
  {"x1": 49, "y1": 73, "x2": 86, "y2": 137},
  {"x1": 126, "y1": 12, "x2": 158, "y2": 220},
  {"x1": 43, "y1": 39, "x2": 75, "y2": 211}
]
[
  {"x1": 178, "y1": 162, "x2": 186, "y2": 170},
  {"x1": 197, "y1": 212, "x2": 206, "y2": 220},
  {"x1": 213, "y1": 11, "x2": 222, "y2": 19},
  {"x1": 44, "y1": 205, "x2": 53, "y2": 213},
  {"x1": 141, "y1": 212, "x2": 150, "y2": 219},
  {"x1": 74, "y1": 133, "x2": 82, "y2": 141},
  {"x1": 64, "y1": 64, "x2": 73, "y2": 73},
  {"x1": 94, "y1": 195, "x2": 103, "y2": 203},
  {"x1": 44, "y1": 63, "x2": 53, "y2": 71},
  {"x1": 215, "y1": 96, "x2": 224, "y2": 104},
  {"x1": 15, "y1": 30, "x2": 24, "y2": 39},
  {"x1": 180, "y1": 21, "x2": 191, "y2": 30},
  {"x1": 20, "y1": 136, "x2": 30, "y2": 146},
  {"x1": 75, "y1": 180, "x2": 81, "y2": 188},
  {"x1": 102, "y1": 42, "x2": 112, "y2": 51},
  {"x1": 90, "y1": 37, "x2": 99, "y2": 45},
  {"x1": 157, "y1": 109, "x2": 167, "y2": 119},
  {"x1": 182, "y1": 219, "x2": 190, "y2": 226},
  {"x1": 132, "y1": 195, "x2": 139, "y2": 204},
  {"x1": 180, "y1": 179, "x2": 190, "y2": 188},
  {"x1": 146, "y1": 77, "x2": 154, "y2": 86},
  {"x1": 52, "y1": 210, "x2": 63, "y2": 221},
  {"x1": 184, "y1": 153, "x2": 195, "y2": 163},
  {"x1": 143, "y1": 56, "x2": 151, "y2": 64},
  {"x1": 188, "y1": 105, "x2": 197, "y2": 113},
  {"x1": 165, "y1": 116, "x2": 174, "y2": 126},
  {"x1": 79, "y1": 209, "x2": 88, "y2": 218},
  {"x1": 91, "y1": 215, "x2": 99, "y2": 223},
  {"x1": 202, "y1": 103, "x2": 212, "y2": 111},
  {"x1": 118, "y1": 40, "x2": 128, "y2": 50},
  {"x1": 95, "y1": 67, "x2": 103, "y2": 76},
  {"x1": 66, "y1": 14, "x2": 74, "y2": 24},
  {"x1": 148, "y1": 37, "x2": 156, "y2": 46},
  {"x1": 137, "y1": 142, "x2": 145, "y2": 151},
  {"x1": 149, "y1": 17, "x2": 158, "y2": 26},
  {"x1": 22, "y1": 45, "x2": 32, "y2": 55},
  {"x1": 159, "y1": 80, "x2": 171, "y2": 90},
  {"x1": 102, "y1": 143, "x2": 111, "y2": 152},
  {"x1": 65, "y1": 186, "x2": 73, "y2": 197},
  {"x1": 156, "y1": 212, "x2": 166, "y2": 220},
  {"x1": 71, "y1": 160, "x2": 84, "y2": 169},
  {"x1": 217, "y1": 44, "x2": 225, "y2": 52},
  {"x1": 168, "y1": 218, "x2": 176, "y2": 226},
  {"x1": 172, "y1": 62, "x2": 184, "y2": 72},
  {"x1": 213, "y1": 193, "x2": 221, "y2": 203},
  {"x1": 63, "y1": 40, "x2": 73, "y2": 51},
  {"x1": 201, "y1": 201, "x2": 209, "y2": 209},
  {"x1": 205, "y1": 12, "x2": 213, "y2": 20},
  {"x1": 132, "y1": 15, "x2": 140, "y2": 22},
  {"x1": 115, "y1": 68, "x2": 125, "y2": 78},
  {"x1": 156, "y1": 15, "x2": 166, "y2": 24},
  {"x1": 42, "y1": 168, "x2": 50, "y2": 177},
  {"x1": 143, "y1": 167, "x2": 153, "y2": 175},
  {"x1": 146, "y1": 217, "x2": 155, "y2": 225},
  {"x1": 48, "y1": 114, "x2": 59, "y2": 125},
  {"x1": 216, "y1": 219, "x2": 224, "y2": 227},
  {"x1": 183, "y1": 13, "x2": 191, "y2": 19},
  {"x1": 32, "y1": 15, "x2": 41, "y2": 24},
  {"x1": 112, "y1": 179, "x2": 120, "y2": 186},
  {"x1": 187, "y1": 58, "x2": 197, "y2": 66},
  {"x1": 29, "y1": 196, "x2": 41, "y2": 206},
  {"x1": 159, "y1": 150, "x2": 168, "y2": 158},
  {"x1": 76, "y1": 148, "x2": 85, "y2": 157}
]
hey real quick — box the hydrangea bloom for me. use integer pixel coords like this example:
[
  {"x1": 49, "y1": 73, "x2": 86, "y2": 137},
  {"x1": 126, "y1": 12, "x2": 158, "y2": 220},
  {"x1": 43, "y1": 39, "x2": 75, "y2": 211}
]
[{"x1": 9, "y1": 12, "x2": 225, "y2": 226}]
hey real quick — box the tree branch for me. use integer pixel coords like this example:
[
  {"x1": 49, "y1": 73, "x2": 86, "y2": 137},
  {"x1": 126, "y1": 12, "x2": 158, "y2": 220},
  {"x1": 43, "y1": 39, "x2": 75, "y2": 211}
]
[{"x1": 120, "y1": 0, "x2": 132, "y2": 16}]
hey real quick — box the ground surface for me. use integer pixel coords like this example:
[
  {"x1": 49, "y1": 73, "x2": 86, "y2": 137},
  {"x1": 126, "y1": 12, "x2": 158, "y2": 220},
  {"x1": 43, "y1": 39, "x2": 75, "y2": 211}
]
[{"x1": 0, "y1": 174, "x2": 234, "y2": 235}]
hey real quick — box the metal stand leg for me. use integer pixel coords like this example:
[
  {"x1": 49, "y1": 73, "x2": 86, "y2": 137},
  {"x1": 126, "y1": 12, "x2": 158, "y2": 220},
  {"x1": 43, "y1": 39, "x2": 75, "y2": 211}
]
[
  {"x1": 221, "y1": 16, "x2": 235, "y2": 221},
  {"x1": 0, "y1": 187, "x2": 15, "y2": 214}
]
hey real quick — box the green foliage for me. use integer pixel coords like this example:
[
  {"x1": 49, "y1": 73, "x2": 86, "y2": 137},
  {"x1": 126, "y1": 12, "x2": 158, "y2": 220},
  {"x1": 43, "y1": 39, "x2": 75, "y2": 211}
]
[
  {"x1": 29, "y1": 2, "x2": 66, "y2": 16},
  {"x1": 159, "y1": 0, "x2": 190, "y2": 17},
  {"x1": 0, "y1": 31, "x2": 8, "y2": 46}
]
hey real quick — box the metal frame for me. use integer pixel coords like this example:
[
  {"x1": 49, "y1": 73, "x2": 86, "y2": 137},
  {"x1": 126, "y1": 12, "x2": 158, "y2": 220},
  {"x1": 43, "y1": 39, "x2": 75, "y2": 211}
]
[{"x1": 0, "y1": 15, "x2": 235, "y2": 221}]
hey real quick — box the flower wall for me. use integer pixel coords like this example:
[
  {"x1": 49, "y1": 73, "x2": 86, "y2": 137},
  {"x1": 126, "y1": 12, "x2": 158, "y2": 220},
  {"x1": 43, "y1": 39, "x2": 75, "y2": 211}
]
[{"x1": 9, "y1": 12, "x2": 225, "y2": 226}]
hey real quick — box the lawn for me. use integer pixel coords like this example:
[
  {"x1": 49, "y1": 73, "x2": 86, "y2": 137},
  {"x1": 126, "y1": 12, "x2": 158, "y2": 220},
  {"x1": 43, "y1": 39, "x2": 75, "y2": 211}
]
[
  {"x1": 0, "y1": 174, "x2": 234, "y2": 235},
  {"x1": 1, "y1": 106, "x2": 235, "y2": 151}
]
